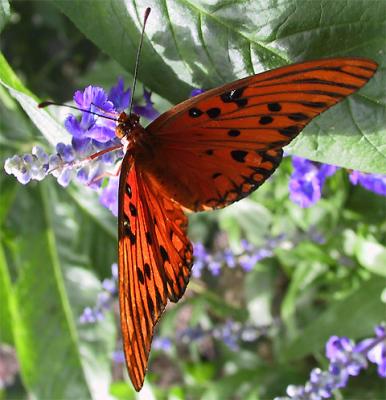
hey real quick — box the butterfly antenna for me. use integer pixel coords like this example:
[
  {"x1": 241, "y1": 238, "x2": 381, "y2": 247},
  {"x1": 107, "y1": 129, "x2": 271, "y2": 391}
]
[
  {"x1": 38, "y1": 100, "x2": 118, "y2": 122},
  {"x1": 128, "y1": 7, "x2": 151, "y2": 117}
]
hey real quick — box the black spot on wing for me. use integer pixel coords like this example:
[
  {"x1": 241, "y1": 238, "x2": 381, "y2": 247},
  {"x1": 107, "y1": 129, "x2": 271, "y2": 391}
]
[
  {"x1": 278, "y1": 126, "x2": 300, "y2": 137},
  {"x1": 129, "y1": 203, "x2": 137, "y2": 217},
  {"x1": 159, "y1": 245, "x2": 170, "y2": 263},
  {"x1": 220, "y1": 87, "x2": 246, "y2": 103},
  {"x1": 228, "y1": 129, "x2": 240, "y2": 137},
  {"x1": 235, "y1": 98, "x2": 248, "y2": 107},
  {"x1": 123, "y1": 217, "x2": 136, "y2": 245},
  {"x1": 147, "y1": 294, "x2": 155, "y2": 319},
  {"x1": 137, "y1": 267, "x2": 145, "y2": 285},
  {"x1": 189, "y1": 107, "x2": 203, "y2": 118},
  {"x1": 144, "y1": 263, "x2": 151, "y2": 279},
  {"x1": 268, "y1": 102, "x2": 281, "y2": 112},
  {"x1": 145, "y1": 232, "x2": 152, "y2": 245},
  {"x1": 231, "y1": 150, "x2": 248, "y2": 163},
  {"x1": 288, "y1": 113, "x2": 309, "y2": 121},
  {"x1": 259, "y1": 116, "x2": 273, "y2": 125},
  {"x1": 206, "y1": 108, "x2": 221, "y2": 119},
  {"x1": 301, "y1": 101, "x2": 327, "y2": 109}
]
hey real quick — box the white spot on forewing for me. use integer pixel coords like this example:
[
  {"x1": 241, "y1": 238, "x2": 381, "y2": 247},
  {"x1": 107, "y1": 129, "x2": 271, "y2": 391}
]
[{"x1": 121, "y1": 136, "x2": 129, "y2": 153}]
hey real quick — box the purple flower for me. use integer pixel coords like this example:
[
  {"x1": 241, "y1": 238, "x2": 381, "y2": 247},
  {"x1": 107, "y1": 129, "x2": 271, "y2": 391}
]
[
  {"x1": 99, "y1": 176, "x2": 119, "y2": 216},
  {"x1": 152, "y1": 337, "x2": 172, "y2": 351},
  {"x1": 65, "y1": 85, "x2": 116, "y2": 143},
  {"x1": 192, "y1": 242, "x2": 209, "y2": 277},
  {"x1": 190, "y1": 88, "x2": 205, "y2": 97},
  {"x1": 112, "y1": 350, "x2": 125, "y2": 364},
  {"x1": 289, "y1": 156, "x2": 337, "y2": 208},
  {"x1": 277, "y1": 326, "x2": 385, "y2": 400},
  {"x1": 224, "y1": 249, "x2": 236, "y2": 268},
  {"x1": 357, "y1": 324, "x2": 386, "y2": 377},
  {"x1": 4, "y1": 78, "x2": 159, "y2": 216},
  {"x1": 79, "y1": 263, "x2": 118, "y2": 324},
  {"x1": 111, "y1": 263, "x2": 118, "y2": 280},
  {"x1": 108, "y1": 77, "x2": 131, "y2": 111},
  {"x1": 133, "y1": 89, "x2": 159, "y2": 121},
  {"x1": 213, "y1": 320, "x2": 241, "y2": 350},
  {"x1": 349, "y1": 171, "x2": 386, "y2": 196}
]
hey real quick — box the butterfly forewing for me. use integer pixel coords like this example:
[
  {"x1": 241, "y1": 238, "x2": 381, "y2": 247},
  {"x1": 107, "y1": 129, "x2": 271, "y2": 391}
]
[
  {"x1": 118, "y1": 153, "x2": 193, "y2": 391},
  {"x1": 147, "y1": 57, "x2": 377, "y2": 211}
]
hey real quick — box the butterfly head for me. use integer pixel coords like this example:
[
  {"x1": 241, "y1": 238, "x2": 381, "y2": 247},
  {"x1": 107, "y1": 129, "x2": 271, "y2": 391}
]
[{"x1": 115, "y1": 112, "x2": 141, "y2": 139}]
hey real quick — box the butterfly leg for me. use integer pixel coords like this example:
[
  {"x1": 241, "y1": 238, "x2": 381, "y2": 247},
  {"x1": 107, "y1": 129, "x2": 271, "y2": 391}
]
[{"x1": 87, "y1": 160, "x2": 123, "y2": 187}]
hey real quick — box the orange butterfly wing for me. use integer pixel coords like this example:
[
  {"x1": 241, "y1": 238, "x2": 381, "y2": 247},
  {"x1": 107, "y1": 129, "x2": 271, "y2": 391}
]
[
  {"x1": 118, "y1": 57, "x2": 377, "y2": 390},
  {"x1": 146, "y1": 57, "x2": 377, "y2": 211},
  {"x1": 118, "y1": 153, "x2": 193, "y2": 390}
]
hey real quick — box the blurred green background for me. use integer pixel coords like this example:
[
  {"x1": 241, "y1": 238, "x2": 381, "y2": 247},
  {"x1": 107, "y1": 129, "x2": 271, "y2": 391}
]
[{"x1": 1, "y1": 1, "x2": 385, "y2": 399}]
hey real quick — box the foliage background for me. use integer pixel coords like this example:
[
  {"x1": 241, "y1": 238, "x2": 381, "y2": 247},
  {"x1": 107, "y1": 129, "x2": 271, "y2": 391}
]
[{"x1": 0, "y1": 1, "x2": 385, "y2": 399}]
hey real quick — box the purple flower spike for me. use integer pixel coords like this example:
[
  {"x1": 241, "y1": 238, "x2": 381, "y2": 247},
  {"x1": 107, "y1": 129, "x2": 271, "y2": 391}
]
[
  {"x1": 79, "y1": 263, "x2": 119, "y2": 324},
  {"x1": 349, "y1": 171, "x2": 386, "y2": 196},
  {"x1": 277, "y1": 327, "x2": 385, "y2": 400},
  {"x1": 5, "y1": 78, "x2": 162, "y2": 218},
  {"x1": 357, "y1": 324, "x2": 386, "y2": 377}
]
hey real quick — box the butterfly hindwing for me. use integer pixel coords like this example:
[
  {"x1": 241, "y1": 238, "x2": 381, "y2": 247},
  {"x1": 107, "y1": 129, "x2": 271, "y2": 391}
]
[
  {"x1": 146, "y1": 58, "x2": 377, "y2": 211},
  {"x1": 118, "y1": 154, "x2": 193, "y2": 391}
]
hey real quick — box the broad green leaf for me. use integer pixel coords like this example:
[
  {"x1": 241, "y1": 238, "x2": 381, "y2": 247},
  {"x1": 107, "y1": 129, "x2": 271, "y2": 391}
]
[
  {"x1": 2, "y1": 179, "x2": 115, "y2": 399},
  {"x1": 52, "y1": 0, "x2": 386, "y2": 173},
  {"x1": 4, "y1": 181, "x2": 92, "y2": 399},
  {"x1": 0, "y1": 52, "x2": 69, "y2": 145},
  {"x1": 282, "y1": 276, "x2": 386, "y2": 360}
]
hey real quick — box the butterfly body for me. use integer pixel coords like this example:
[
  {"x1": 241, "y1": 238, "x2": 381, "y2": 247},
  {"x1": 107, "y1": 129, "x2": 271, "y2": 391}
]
[{"x1": 117, "y1": 57, "x2": 377, "y2": 390}]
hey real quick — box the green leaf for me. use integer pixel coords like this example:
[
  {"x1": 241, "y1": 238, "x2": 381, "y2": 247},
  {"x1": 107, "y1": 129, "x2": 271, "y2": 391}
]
[
  {"x1": 2, "y1": 179, "x2": 116, "y2": 399},
  {"x1": 280, "y1": 260, "x2": 327, "y2": 322},
  {"x1": 0, "y1": 0, "x2": 10, "y2": 33},
  {"x1": 4, "y1": 181, "x2": 92, "y2": 398},
  {"x1": 52, "y1": 0, "x2": 386, "y2": 172},
  {"x1": 55, "y1": 184, "x2": 117, "y2": 277},
  {"x1": 219, "y1": 199, "x2": 272, "y2": 247},
  {"x1": 0, "y1": 52, "x2": 69, "y2": 145},
  {"x1": 355, "y1": 238, "x2": 386, "y2": 277},
  {"x1": 0, "y1": 244, "x2": 13, "y2": 344},
  {"x1": 282, "y1": 276, "x2": 386, "y2": 361}
]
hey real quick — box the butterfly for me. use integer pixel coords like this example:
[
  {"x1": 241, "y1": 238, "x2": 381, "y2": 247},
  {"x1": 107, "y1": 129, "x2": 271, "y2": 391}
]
[{"x1": 115, "y1": 57, "x2": 377, "y2": 390}]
